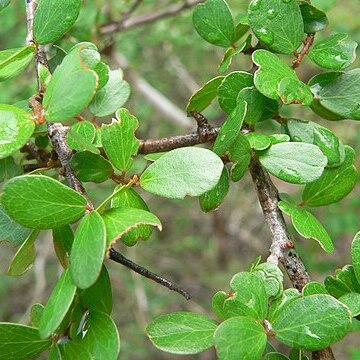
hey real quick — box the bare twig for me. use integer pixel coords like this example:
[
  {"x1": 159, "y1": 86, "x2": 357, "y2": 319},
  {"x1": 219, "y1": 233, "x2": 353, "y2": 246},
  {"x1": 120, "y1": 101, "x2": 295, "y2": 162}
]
[
  {"x1": 249, "y1": 160, "x2": 310, "y2": 290},
  {"x1": 108, "y1": 248, "x2": 191, "y2": 300},
  {"x1": 292, "y1": 33, "x2": 315, "y2": 69},
  {"x1": 101, "y1": 0, "x2": 202, "y2": 34}
]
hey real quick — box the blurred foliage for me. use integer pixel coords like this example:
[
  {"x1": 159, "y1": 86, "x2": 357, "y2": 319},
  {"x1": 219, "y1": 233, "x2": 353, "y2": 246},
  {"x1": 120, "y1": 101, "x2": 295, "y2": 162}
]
[{"x1": 0, "y1": 0, "x2": 360, "y2": 359}]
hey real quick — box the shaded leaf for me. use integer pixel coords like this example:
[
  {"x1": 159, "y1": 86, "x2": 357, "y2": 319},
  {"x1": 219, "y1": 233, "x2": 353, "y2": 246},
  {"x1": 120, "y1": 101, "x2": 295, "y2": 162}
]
[
  {"x1": 338, "y1": 292, "x2": 360, "y2": 317},
  {"x1": 30, "y1": 303, "x2": 44, "y2": 328},
  {"x1": 53, "y1": 225, "x2": 74, "y2": 269},
  {"x1": 246, "y1": 132, "x2": 272, "y2": 151},
  {"x1": 352, "y1": 231, "x2": 360, "y2": 284},
  {"x1": 8, "y1": 230, "x2": 39, "y2": 276},
  {"x1": 66, "y1": 121, "x2": 96, "y2": 151},
  {"x1": 199, "y1": 167, "x2": 230, "y2": 212},
  {"x1": 277, "y1": 77, "x2": 313, "y2": 106},
  {"x1": 0, "y1": 157, "x2": 23, "y2": 181},
  {"x1": 302, "y1": 146, "x2": 358, "y2": 206},
  {"x1": 228, "y1": 133, "x2": 251, "y2": 182},
  {"x1": 71, "y1": 151, "x2": 113, "y2": 183},
  {"x1": 39, "y1": 269, "x2": 77, "y2": 339},
  {"x1": 300, "y1": 3, "x2": 328, "y2": 33},
  {"x1": 186, "y1": 76, "x2": 224, "y2": 113}
]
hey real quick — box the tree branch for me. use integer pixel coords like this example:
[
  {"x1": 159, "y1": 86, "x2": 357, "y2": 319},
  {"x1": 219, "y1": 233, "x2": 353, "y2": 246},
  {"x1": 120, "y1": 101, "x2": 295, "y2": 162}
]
[
  {"x1": 108, "y1": 248, "x2": 191, "y2": 300},
  {"x1": 101, "y1": 0, "x2": 203, "y2": 34},
  {"x1": 292, "y1": 33, "x2": 315, "y2": 69},
  {"x1": 249, "y1": 160, "x2": 310, "y2": 290}
]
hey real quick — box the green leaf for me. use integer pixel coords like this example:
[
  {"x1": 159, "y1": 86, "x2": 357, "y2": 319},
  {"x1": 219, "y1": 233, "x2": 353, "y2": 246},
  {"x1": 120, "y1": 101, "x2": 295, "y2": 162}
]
[
  {"x1": 140, "y1": 147, "x2": 224, "y2": 199},
  {"x1": 1, "y1": 175, "x2": 87, "y2": 229},
  {"x1": 70, "y1": 211, "x2": 106, "y2": 289},
  {"x1": 269, "y1": 134, "x2": 290, "y2": 144},
  {"x1": 277, "y1": 77, "x2": 313, "y2": 106},
  {"x1": 214, "y1": 316, "x2": 267, "y2": 359},
  {"x1": 252, "y1": 262, "x2": 284, "y2": 299},
  {"x1": 273, "y1": 294, "x2": 351, "y2": 350},
  {"x1": 309, "y1": 34, "x2": 357, "y2": 70},
  {"x1": 325, "y1": 265, "x2": 360, "y2": 298},
  {"x1": 199, "y1": 167, "x2": 230, "y2": 212},
  {"x1": 53, "y1": 225, "x2": 74, "y2": 269},
  {"x1": 263, "y1": 354, "x2": 290, "y2": 360},
  {"x1": 144, "y1": 152, "x2": 167, "y2": 162},
  {"x1": 43, "y1": 45, "x2": 99, "y2": 122},
  {"x1": 352, "y1": 231, "x2": 360, "y2": 283},
  {"x1": 212, "y1": 100, "x2": 247, "y2": 156},
  {"x1": 39, "y1": 269, "x2": 77, "y2": 339},
  {"x1": 259, "y1": 142, "x2": 327, "y2": 184},
  {"x1": 111, "y1": 186, "x2": 153, "y2": 245},
  {"x1": 0, "y1": 104, "x2": 35, "y2": 159},
  {"x1": 34, "y1": 0, "x2": 82, "y2": 44},
  {"x1": 0, "y1": 157, "x2": 23, "y2": 181},
  {"x1": 237, "y1": 86, "x2": 278, "y2": 125},
  {"x1": 102, "y1": 207, "x2": 161, "y2": 247},
  {"x1": 286, "y1": 119, "x2": 345, "y2": 167},
  {"x1": 311, "y1": 0, "x2": 336, "y2": 12},
  {"x1": 76, "y1": 311, "x2": 120, "y2": 359},
  {"x1": 212, "y1": 291, "x2": 227, "y2": 320},
  {"x1": 186, "y1": 76, "x2": 224, "y2": 113},
  {"x1": 228, "y1": 133, "x2": 251, "y2": 182},
  {"x1": 248, "y1": 0, "x2": 304, "y2": 54},
  {"x1": 66, "y1": 128, "x2": 100, "y2": 155},
  {"x1": 302, "y1": 146, "x2": 358, "y2": 206},
  {"x1": 310, "y1": 69, "x2": 360, "y2": 120},
  {"x1": 30, "y1": 303, "x2": 45, "y2": 328},
  {"x1": 278, "y1": 200, "x2": 334, "y2": 252},
  {"x1": 192, "y1": 0, "x2": 235, "y2": 47},
  {"x1": 224, "y1": 272, "x2": 268, "y2": 320},
  {"x1": 0, "y1": 204, "x2": 31, "y2": 247},
  {"x1": 246, "y1": 132, "x2": 272, "y2": 151},
  {"x1": 0, "y1": 323, "x2": 51, "y2": 359},
  {"x1": 268, "y1": 288, "x2": 301, "y2": 322},
  {"x1": 80, "y1": 265, "x2": 112, "y2": 314},
  {"x1": 339, "y1": 293, "x2": 360, "y2": 317},
  {"x1": 300, "y1": 3, "x2": 328, "y2": 33},
  {"x1": 57, "y1": 341, "x2": 93, "y2": 359},
  {"x1": 289, "y1": 348, "x2": 309, "y2": 360},
  {"x1": 0, "y1": 0, "x2": 10, "y2": 12},
  {"x1": 253, "y1": 50, "x2": 298, "y2": 100},
  {"x1": 89, "y1": 69, "x2": 130, "y2": 117},
  {"x1": 101, "y1": 108, "x2": 140, "y2": 173},
  {"x1": 218, "y1": 71, "x2": 253, "y2": 113},
  {"x1": 302, "y1": 282, "x2": 328, "y2": 296},
  {"x1": 0, "y1": 46, "x2": 35, "y2": 81},
  {"x1": 94, "y1": 62, "x2": 110, "y2": 89},
  {"x1": 146, "y1": 312, "x2": 218, "y2": 354},
  {"x1": 71, "y1": 151, "x2": 113, "y2": 183},
  {"x1": 218, "y1": 39, "x2": 248, "y2": 73},
  {"x1": 8, "y1": 230, "x2": 39, "y2": 276},
  {"x1": 66, "y1": 121, "x2": 96, "y2": 151}
]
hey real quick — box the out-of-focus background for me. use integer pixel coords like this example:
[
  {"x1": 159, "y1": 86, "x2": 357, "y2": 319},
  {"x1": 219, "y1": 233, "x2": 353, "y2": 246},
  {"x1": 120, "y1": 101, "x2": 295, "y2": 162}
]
[{"x1": 0, "y1": 0, "x2": 360, "y2": 359}]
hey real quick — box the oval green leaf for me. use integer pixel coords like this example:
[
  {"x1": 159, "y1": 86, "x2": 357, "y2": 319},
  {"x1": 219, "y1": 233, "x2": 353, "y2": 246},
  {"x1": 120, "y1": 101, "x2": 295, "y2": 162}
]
[
  {"x1": 259, "y1": 142, "x2": 327, "y2": 184},
  {"x1": 146, "y1": 312, "x2": 218, "y2": 354},
  {"x1": 140, "y1": 147, "x2": 224, "y2": 199},
  {"x1": 0, "y1": 104, "x2": 35, "y2": 159},
  {"x1": 70, "y1": 211, "x2": 106, "y2": 289},
  {"x1": 1, "y1": 175, "x2": 87, "y2": 229}
]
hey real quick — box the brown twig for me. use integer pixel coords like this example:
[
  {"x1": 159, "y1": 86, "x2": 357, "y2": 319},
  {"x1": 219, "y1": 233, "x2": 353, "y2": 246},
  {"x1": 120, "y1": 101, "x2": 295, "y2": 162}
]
[
  {"x1": 292, "y1": 33, "x2": 315, "y2": 69},
  {"x1": 108, "y1": 248, "x2": 191, "y2": 300},
  {"x1": 101, "y1": 0, "x2": 202, "y2": 34}
]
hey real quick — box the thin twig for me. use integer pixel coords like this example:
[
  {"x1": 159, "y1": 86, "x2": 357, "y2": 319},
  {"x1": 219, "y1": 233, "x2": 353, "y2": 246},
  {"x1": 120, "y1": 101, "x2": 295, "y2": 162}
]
[
  {"x1": 101, "y1": 0, "x2": 202, "y2": 34},
  {"x1": 108, "y1": 248, "x2": 191, "y2": 300},
  {"x1": 292, "y1": 33, "x2": 315, "y2": 69}
]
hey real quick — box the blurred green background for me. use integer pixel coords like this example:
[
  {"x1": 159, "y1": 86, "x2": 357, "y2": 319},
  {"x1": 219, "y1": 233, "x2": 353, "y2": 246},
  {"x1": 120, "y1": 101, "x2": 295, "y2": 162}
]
[{"x1": 0, "y1": 0, "x2": 360, "y2": 359}]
